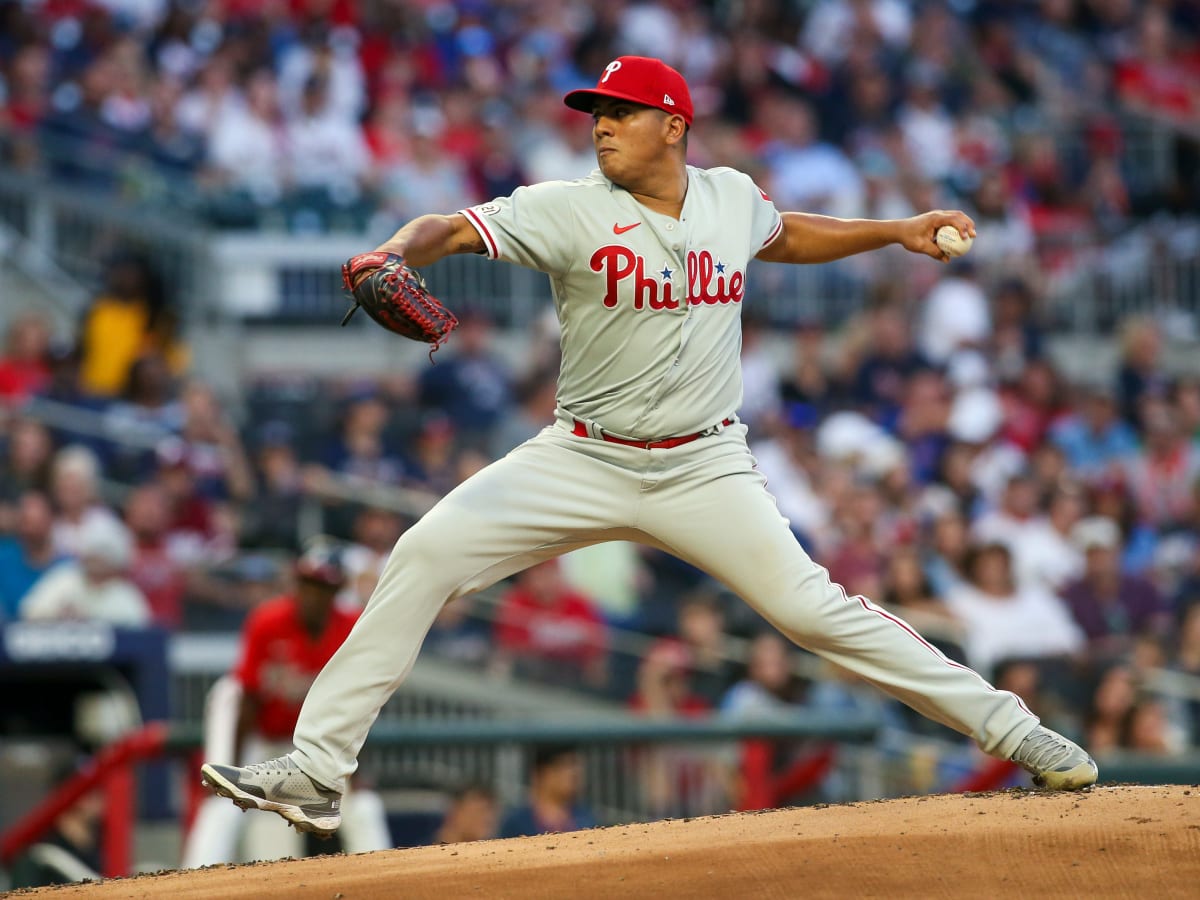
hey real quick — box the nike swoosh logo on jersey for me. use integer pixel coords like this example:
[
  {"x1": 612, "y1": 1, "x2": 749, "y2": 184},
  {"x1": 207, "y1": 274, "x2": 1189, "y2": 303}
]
[{"x1": 613, "y1": 222, "x2": 641, "y2": 234}]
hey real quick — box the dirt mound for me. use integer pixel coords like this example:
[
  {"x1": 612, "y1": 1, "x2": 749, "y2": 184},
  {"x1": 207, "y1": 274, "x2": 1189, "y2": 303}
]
[{"x1": 18, "y1": 785, "x2": 1200, "y2": 899}]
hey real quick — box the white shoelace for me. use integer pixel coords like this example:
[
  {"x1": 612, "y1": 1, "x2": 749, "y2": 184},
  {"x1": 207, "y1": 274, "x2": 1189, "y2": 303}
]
[
  {"x1": 1017, "y1": 730, "x2": 1075, "y2": 771},
  {"x1": 244, "y1": 757, "x2": 295, "y2": 776}
]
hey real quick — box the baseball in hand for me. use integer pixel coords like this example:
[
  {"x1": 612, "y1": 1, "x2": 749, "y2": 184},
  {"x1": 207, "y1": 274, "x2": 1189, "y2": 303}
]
[{"x1": 935, "y1": 225, "x2": 974, "y2": 258}]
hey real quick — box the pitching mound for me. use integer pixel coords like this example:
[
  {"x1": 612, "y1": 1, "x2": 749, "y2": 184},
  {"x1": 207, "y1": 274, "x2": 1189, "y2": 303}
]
[{"x1": 20, "y1": 785, "x2": 1200, "y2": 899}]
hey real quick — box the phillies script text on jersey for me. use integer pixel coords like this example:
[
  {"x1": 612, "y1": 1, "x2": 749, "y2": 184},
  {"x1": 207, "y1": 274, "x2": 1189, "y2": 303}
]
[{"x1": 590, "y1": 245, "x2": 745, "y2": 310}]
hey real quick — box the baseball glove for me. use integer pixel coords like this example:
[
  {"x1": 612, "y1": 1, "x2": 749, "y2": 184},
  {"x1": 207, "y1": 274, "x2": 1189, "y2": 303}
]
[{"x1": 339, "y1": 251, "x2": 459, "y2": 352}]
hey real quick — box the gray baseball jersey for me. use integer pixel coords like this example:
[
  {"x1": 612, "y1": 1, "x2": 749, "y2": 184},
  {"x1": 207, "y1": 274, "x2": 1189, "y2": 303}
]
[{"x1": 460, "y1": 166, "x2": 782, "y2": 439}]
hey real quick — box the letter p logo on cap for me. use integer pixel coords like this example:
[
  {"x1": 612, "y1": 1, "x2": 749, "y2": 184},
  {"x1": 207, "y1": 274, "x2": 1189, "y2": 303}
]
[{"x1": 601, "y1": 60, "x2": 623, "y2": 83}]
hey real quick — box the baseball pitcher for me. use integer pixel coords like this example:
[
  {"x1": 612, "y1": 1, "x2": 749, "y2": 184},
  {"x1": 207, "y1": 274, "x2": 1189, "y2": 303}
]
[{"x1": 202, "y1": 56, "x2": 1097, "y2": 837}]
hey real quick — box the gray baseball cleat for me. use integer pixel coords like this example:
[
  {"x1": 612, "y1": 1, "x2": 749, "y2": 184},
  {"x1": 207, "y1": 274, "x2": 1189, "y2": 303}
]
[
  {"x1": 200, "y1": 756, "x2": 341, "y2": 837},
  {"x1": 1010, "y1": 725, "x2": 1099, "y2": 790}
]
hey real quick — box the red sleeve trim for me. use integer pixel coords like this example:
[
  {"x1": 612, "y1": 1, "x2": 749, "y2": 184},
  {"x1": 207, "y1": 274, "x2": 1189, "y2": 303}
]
[
  {"x1": 760, "y1": 215, "x2": 784, "y2": 250},
  {"x1": 461, "y1": 207, "x2": 500, "y2": 259}
]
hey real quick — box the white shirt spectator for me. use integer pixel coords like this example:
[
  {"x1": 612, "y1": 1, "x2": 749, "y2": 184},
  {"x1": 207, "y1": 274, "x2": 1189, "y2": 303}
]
[
  {"x1": 209, "y1": 106, "x2": 287, "y2": 201},
  {"x1": 287, "y1": 109, "x2": 371, "y2": 198},
  {"x1": 24, "y1": 517, "x2": 150, "y2": 627},
  {"x1": 973, "y1": 513, "x2": 1084, "y2": 591},
  {"x1": 766, "y1": 141, "x2": 865, "y2": 220},
  {"x1": 277, "y1": 37, "x2": 366, "y2": 124},
  {"x1": 53, "y1": 505, "x2": 126, "y2": 560},
  {"x1": 21, "y1": 563, "x2": 151, "y2": 627},
  {"x1": 803, "y1": 0, "x2": 913, "y2": 65},
  {"x1": 919, "y1": 274, "x2": 991, "y2": 364},
  {"x1": 898, "y1": 99, "x2": 957, "y2": 182},
  {"x1": 944, "y1": 583, "x2": 1083, "y2": 676},
  {"x1": 748, "y1": 439, "x2": 830, "y2": 542}
]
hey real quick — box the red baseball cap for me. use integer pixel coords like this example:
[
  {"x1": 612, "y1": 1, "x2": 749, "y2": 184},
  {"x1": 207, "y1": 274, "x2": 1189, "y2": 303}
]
[{"x1": 564, "y1": 56, "x2": 694, "y2": 126}]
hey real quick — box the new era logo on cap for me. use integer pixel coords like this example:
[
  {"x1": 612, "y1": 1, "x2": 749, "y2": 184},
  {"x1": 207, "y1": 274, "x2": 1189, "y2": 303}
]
[{"x1": 563, "y1": 56, "x2": 694, "y2": 126}]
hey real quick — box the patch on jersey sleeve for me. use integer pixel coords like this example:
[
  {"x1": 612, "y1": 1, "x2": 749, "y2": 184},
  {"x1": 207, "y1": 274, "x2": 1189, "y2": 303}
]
[
  {"x1": 474, "y1": 203, "x2": 501, "y2": 216},
  {"x1": 756, "y1": 185, "x2": 772, "y2": 202}
]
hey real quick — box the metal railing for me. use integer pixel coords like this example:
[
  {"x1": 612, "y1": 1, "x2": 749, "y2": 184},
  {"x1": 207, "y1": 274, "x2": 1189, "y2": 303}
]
[{"x1": 6, "y1": 165, "x2": 1199, "y2": 337}]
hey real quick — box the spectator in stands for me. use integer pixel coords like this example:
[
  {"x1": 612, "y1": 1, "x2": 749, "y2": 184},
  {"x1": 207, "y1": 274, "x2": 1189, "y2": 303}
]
[
  {"x1": 424, "y1": 595, "x2": 492, "y2": 668},
  {"x1": 21, "y1": 514, "x2": 150, "y2": 626},
  {"x1": 48, "y1": 444, "x2": 123, "y2": 559},
  {"x1": 174, "y1": 52, "x2": 242, "y2": 143},
  {"x1": 746, "y1": 405, "x2": 829, "y2": 549},
  {"x1": 493, "y1": 559, "x2": 607, "y2": 689},
  {"x1": 851, "y1": 307, "x2": 929, "y2": 427},
  {"x1": 894, "y1": 368, "x2": 952, "y2": 485},
  {"x1": 1050, "y1": 383, "x2": 1139, "y2": 481},
  {"x1": 998, "y1": 359, "x2": 1064, "y2": 454},
  {"x1": 1084, "y1": 662, "x2": 1137, "y2": 758},
  {"x1": 133, "y1": 77, "x2": 206, "y2": 191},
  {"x1": 1169, "y1": 603, "x2": 1200, "y2": 744},
  {"x1": 1122, "y1": 400, "x2": 1200, "y2": 530},
  {"x1": 0, "y1": 490, "x2": 64, "y2": 622},
  {"x1": 1089, "y1": 476, "x2": 1160, "y2": 578},
  {"x1": 0, "y1": 418, "x2": 55, "y2": 513},
  {"x1": 721, "y1": 633, "x2": 806, "y2": 717},
  {"x1": 176, "y1": 381, "x2": 255, "y2": 503},
  {"x1": 922, "y1": 507, "x2": 971, "y2": 597},
  {"x1": 240, "y1": 420, "x2": 303, "y2": 551},
  {"x1": 778, "y1": 322, "x2": 840, "y2": 419},
  {"x1": 123, "y1": 483, "x2": 187, "y2": 630},
  {"x1": 896, "y1": 63, "x2": 956, "y2": 184},
  {"x1": 627, "y1": 638, "x2": 725, "y2": 817},
  {"x1": 377, "y1": 107, "x2": 476, "y2": 223},
  {"x1": 488, "y1": 366, "x2": 559, "y2": 459},
  {"x1": 34, "y1": 342, "x2": 108, "y2": 458},
  {"x1": 629, "y1": 638, "x2": 711, "y2": 718},
  {"x1": 404, "y1": 413, "x2": 461, "y2": 497},
  {"x1": 1113, "y1": 5, "x2": 1200, "y2": 125},
  {"x1": 824, "y1": 481, "x2": 888, "y2": 601},
  {"x1": 339, "y1": 505, "x2": 407, "y2": 610},
  {"x1": 320, "y1": 387, "x2": 407, "y2": 486},
  {"x1": 965, "y1": 170, "x2": 1036, "y2": 277},
  {"x1": 1060, "y1": 516, "x2": 1169, "y2": 657},
  {"x1": 673, "y1": 591, "x2": 737, "y2": 706},
  {"x1": 417, "y1": 312, "x2": 512, "y2": 448},
  {"x1": 433, "y1": 783, "x2": 499, "y2": 844},
  {"x1": 803, "y1": 0, "x2": 913, "y2": 66},
  {"x1": 205, "y1": 66, "x2": 288, "y2": 218},
  {"x1": 499, "y1": 744, "x2": 596, "y2": 838},
  {"x1": 881, "y1": 544, "x2": 955, "y2": 623},
  {"x1": 77, "y1": 252, "x2": 186, "y2": 399},
  {"x1": 284, "y1": 73, "x2": 373, "y2": 232},
  {"x1": 1119, "y1": 696, "x2": 1180, "y2": 755},
  {"x1": 1115, "y1": 316, "x2": 1168, "y2": 429},
  {"x1": 0, "y1": 42, "x2": 52, "y2": 171},
  {"x1": 917, "y1": 263, "x2": 991, "y2": 367},
  {"x1": 973, "y1": 473, "x2": 1064, "y2": 588},
  {"x1": 943, "y1": 541, "x2": 1083, "y2": 677},
  {"x1": 757, "y1": 93, "x2": 865, "y2": 219},
  {"x1": 523, "y1": 109, "x2": 597, "y2": 183},
  {"x1": 36, "y1": 54, "x2": 124, "y2": 191},
  {"x1": 102, "y1": 351, "x2": 184, "y2": 481},
  {"x1": 0, "y1": 312, "x2": 53, "y2": 405},
  {"x1": 149, "y1": 438, "x2": 224, "y2": 565}
]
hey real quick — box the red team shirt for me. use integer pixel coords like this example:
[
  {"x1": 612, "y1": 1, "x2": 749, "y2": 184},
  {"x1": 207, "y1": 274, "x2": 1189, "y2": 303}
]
[{"x1": 235, "y1": 596, "x2": 360, "y2": 740}]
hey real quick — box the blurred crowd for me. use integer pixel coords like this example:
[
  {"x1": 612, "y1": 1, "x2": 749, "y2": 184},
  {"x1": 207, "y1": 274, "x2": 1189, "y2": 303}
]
[
  {"x1": 0, "y1": 0, "x2": 1198, "y2": 235},
  {"x1": 2, "y1": 234, "x2": 1200, "y2": 801}
]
